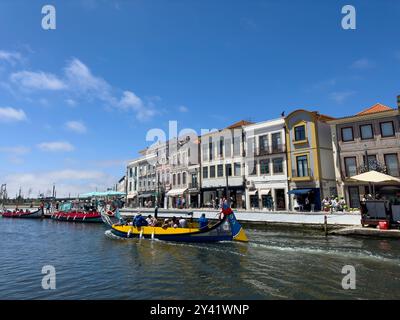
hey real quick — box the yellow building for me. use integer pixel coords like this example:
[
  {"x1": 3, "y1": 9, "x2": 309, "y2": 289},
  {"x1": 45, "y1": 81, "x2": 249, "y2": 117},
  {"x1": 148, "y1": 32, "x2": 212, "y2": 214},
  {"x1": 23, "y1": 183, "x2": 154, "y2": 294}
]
[{"x1": 285, "y1": 110, "x2": 336, "y2": 211}]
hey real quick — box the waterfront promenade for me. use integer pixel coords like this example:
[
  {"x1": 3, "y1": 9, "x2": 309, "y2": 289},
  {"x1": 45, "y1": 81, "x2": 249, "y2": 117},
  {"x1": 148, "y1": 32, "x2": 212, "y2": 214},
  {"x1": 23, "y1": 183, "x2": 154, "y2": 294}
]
[{"x1": 120, "y1": 208, "x2": 361, "y2": 226}]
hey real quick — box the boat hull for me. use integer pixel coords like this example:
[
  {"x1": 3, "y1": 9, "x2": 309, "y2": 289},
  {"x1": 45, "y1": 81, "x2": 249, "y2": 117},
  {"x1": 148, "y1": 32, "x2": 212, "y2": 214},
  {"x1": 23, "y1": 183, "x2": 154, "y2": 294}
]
[
  {"x1": 1, "y1": 208, "x2": 43, "y2": 219},
  {"x1": 50, "y1": 211, "x2": 103, "y2": 223}
]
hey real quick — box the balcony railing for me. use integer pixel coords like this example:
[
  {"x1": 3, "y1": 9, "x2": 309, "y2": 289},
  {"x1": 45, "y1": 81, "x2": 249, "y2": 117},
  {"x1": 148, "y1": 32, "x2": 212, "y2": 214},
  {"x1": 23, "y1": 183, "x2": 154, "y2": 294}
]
[
  {"x1": 253, "y1": 144, "x2": 286, "y2": 157},
  {"x1": 292, "y1": 168, "x2": 313, "y2": 178},
  {"x1": 188, "y1": 182, "x2": 199, "y2": 189}
]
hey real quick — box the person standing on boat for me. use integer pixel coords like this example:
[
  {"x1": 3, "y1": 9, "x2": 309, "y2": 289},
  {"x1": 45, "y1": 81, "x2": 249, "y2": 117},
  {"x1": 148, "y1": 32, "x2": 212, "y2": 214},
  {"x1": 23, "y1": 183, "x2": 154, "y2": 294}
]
[{"x1": 198, "y1": 213, "x2": 209, "y2": 230}]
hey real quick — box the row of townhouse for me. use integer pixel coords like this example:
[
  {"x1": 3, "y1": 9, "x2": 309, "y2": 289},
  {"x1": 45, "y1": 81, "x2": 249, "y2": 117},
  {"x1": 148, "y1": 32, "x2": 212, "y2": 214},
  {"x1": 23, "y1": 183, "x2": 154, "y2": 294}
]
[{"x1": 124, "y1": 98, "x2": 400, "y2": 211}]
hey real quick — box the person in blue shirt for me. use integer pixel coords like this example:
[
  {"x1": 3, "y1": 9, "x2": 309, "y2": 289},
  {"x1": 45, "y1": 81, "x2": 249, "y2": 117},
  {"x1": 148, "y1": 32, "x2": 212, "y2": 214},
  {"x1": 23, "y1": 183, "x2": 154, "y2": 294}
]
[
  {"x1": 134, "y1": 214, "x2": 148, "y2": 227},
  {"x1": 198, "y1": 213, "x2": 209, "y2": 230}
]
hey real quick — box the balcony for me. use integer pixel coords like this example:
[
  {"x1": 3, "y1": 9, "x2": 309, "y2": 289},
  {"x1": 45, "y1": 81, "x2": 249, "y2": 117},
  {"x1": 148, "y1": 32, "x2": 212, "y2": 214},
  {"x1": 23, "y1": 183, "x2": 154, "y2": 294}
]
[
  {"x1": 291, "y1": 168, "x2": 313, "y2": 181},
  {"x1": 188, "y1": 182, "x2": 199, "y2": 190},
  {"x1": 255, "y1": 144, "x2": 286, "y2": 156},
  {"x1": 271, "y1": 144, "x2": 286, "y2": 154}
]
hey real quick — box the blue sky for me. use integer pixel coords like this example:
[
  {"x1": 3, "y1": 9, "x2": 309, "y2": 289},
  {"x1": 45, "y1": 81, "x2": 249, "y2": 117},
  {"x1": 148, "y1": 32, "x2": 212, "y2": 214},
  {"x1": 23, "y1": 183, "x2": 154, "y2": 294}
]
[{"x1": 0, "y1": 0, "x2": 400, "y2": 197}]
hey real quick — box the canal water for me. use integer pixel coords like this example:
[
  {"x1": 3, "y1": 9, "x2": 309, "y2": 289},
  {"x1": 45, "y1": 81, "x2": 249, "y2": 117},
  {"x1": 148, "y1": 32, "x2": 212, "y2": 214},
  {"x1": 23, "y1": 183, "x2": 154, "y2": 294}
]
[{"x1": 1, "y1": 217, "x2": 400, "y2": 299}]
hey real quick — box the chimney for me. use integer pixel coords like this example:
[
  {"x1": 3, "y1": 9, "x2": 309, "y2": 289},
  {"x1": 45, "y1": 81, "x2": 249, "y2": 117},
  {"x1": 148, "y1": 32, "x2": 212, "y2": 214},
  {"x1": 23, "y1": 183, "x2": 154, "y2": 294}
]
[{"x1": 398, "y1": 95, "x2": 400, "y2": 109}]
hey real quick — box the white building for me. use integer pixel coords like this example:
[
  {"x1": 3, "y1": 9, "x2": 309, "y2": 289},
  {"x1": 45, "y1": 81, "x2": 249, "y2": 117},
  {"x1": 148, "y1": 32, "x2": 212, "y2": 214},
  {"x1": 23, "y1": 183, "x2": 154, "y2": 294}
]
[
  {"x1": 200, "y1": 120, "x2": 252, "y2": 209},
  {"x1": 243, "y1": 118, "x2": 289, "y2": 211},
  {"x1": 126, "y1": 151, "x2": 157, "y2": 208},
  {"x1": 165, "y1": 133, "x2": 200, "y2": 209}
]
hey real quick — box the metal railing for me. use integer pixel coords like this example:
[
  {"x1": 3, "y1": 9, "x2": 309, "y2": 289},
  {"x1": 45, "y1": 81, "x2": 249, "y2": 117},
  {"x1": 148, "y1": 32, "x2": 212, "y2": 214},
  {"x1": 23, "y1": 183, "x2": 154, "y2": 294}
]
[{"x1": 292, "y1": 168, "x2": 313, "y2": 178}]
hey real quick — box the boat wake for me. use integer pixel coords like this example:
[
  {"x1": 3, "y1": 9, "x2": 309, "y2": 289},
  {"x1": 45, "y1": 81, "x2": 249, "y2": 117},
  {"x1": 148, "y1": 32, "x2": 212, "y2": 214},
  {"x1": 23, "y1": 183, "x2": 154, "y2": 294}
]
[{"x1": 249, "y1": 241, "x2": 400, "y2": 266}]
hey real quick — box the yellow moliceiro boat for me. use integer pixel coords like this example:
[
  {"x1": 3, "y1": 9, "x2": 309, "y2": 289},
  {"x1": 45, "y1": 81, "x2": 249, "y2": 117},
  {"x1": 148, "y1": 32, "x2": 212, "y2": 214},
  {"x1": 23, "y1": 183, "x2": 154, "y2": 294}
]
[{"x1": 108, "y1": 209, "x2": 248, "y2": 243}]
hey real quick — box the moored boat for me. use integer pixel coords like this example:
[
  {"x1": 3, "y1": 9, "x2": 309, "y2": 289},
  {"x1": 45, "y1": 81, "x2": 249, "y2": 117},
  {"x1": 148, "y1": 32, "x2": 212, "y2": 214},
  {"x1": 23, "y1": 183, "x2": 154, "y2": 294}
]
[
  {"x1": 107, "y1": 208, "x2": 248, "y2": 243},
  {"x1": 51, "y1": 211, "x2": 103, "y2": 223},
  {"x1": 50, "y1": 201, "x2": 103, "y2": 223},
  {"x1": 1, "y1": 208, "x2": 43, "y2": 219}
]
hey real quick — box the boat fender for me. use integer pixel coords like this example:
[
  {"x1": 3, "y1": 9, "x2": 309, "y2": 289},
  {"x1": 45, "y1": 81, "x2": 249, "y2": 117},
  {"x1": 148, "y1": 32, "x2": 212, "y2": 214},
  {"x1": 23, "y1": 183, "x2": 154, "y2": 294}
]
[
  {"x1": 127, "y1": 229, "x2": 131, "y2": 238},
  {"x1": 139, "y1": 229, "x2": 143, "y2": 239}
]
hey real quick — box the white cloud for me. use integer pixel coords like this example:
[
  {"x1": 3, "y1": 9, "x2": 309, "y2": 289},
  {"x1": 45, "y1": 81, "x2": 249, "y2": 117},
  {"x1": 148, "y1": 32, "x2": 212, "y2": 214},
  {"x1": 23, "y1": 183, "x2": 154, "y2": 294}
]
[
  {"x1": 0, "y1": 50, "x2": 22, "y2": 65},
  {"x1": 37, "y1": 141, "x2": 75, "y2": 152},
  {"x1": 350, "y1": 58, "x2": 374, "y2": 70},
  {"x1": 0, "y1": 146, "x2": 30, "y2": 155},
  {"x1": 10, "y1": 71, "x2": 66, "y2": 90},
  {"x1": 0, "y1": 145, "x2": 31, "y2": 165},
  {"x1": 64, "y1": 58, "x2": 113, "y2": 102},
  {"x1": 0, "y1": 107, "x2": 27, "y2": 122},
  {"x1": 4, "y1": 169, "x2": 115, "y2": 198},
  {"x1": 329, "y1": 91, "x2": 356, "y2": 104},
  {"x1": 65, "y1": 98, "x2": 77, "y2": 107},
  {"x1": 65, "y1": 120, "x2": 87, "y2": 134},
  {"x1": 118, "y1": 90, "x2": 157, "y2": 121},
  {"x1": 178, "y1": 105, "x2": 189, "y2": 113},
  {"x1": 7, "y1": 58, "x2": 159, "y2": 121}
]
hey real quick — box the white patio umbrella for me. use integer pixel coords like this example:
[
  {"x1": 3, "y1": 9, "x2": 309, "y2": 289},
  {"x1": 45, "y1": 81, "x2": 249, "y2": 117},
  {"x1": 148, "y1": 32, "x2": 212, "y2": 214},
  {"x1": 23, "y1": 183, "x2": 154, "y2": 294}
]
[
  {"x1": 349, "y1": 170, "x2": 400, "y2": 184},
  {"x1": 349, "y1": 170, "x2": 400, "y2": 198}
]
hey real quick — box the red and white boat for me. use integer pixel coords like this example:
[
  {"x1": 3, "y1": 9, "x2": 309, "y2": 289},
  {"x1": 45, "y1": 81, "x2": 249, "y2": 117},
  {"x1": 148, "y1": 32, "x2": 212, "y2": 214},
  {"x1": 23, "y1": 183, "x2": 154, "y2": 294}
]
[
  {"x1": 1, "y1": 208, "x2": 43, "y2": 219},
  {"x1": 50, "y1": 210, "x2": 103, "y2": 223}
]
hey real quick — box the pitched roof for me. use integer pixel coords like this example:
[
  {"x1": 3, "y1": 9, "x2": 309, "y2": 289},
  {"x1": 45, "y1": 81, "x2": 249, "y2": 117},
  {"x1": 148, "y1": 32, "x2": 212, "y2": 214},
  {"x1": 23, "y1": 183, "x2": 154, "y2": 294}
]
[
  {"x1": 357, "y1": 103, "x2": 394, "y2": 115},
  {"x1": 226, "y1": 120, "x2": 254, "y2": 129}
]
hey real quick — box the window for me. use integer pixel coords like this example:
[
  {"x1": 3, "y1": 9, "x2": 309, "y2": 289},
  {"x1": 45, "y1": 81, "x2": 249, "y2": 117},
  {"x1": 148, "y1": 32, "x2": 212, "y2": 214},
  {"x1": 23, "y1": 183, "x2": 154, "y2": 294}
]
[
  {"x1": 173, "y1": 174, "x2": 176, "y2": 186},
  {"x1": 248, "y1": 160, "x2": 257, "y2": 176},
  {"x1": 271, "y1": 133, "x2": 281, "y2": 151},
  {"x1": 296, "y1": 155, "x2": 308, "y2": 177},
  {"x1": 210, "y1": 165, "x2": 216, "y2": 178},
  {"x1": 380, "y1": 121, "x2": 395, "y2": 137},
  {"x1": 177, "y1": 173, "x2": 181, "y2": 185},
  {"x1": 209, "y1": 137, "x2": 214, "y2": 161},
  {"x1": 225, "y1": 164, "x2": 232, "y2": 176},
  {"x1": 385, "y1": 154, "x2": 399, "y2": 177},
  {"x1": 360, "y1": 124, "x2": 374, "y2": 140},
  {"x1": 344, "y1": 157, "x2": 357, "y2": 177},
  {"x1": 294, "y1": 125, "x2": 306, "y2": 141},
  {"x1": 259, "y1": 135, "x2": 269, "y2": 153},
  {"x1": 217, "y1": 164, "x2": 224, "y2": 177},
  {"x1": 260, "y1": 159, "x2": 270, "y2": 175},
  {"x1": 362, "y1": 154, "x2": 377, "y2": 168},
  {"x1": 234, "y1": 163, "x2": 241, "y2": 176},
  {"x1": 247, "y1": 137, "x2": 256, "y2": 157},
  {"x1": 219, "y1": 137, "x2": 224, "y2": 158},
  {"x1": 341, "y1": 127, "x2": 354, "y2": 142},
  {"x1": 348, "y1": 186, "x2": 360, "y2": 209},
  {"x1": 202, "y1": 144, "x2": 208, "y2": 161},
  {"x1": 182, "y1": 172, "x2": 186, "y2": 184},
  {"x1": 202, "y1": 166, "x2": 208, "y2": 179},
  {"x1": 129, "y1": 182, "x2": 132, "y2": 191},
  {"x1": 225, "y1": 138, "x2": 231, "y2": 158},
  {"x1": 233, "y1": 135, "x2": 241, "y2": 156},
  {"x1": 273, "y1": 158, "x2": 284, "y2": 174},
  {"x1": 129, "y1": 168, "x2": 133, "y2": 178}
]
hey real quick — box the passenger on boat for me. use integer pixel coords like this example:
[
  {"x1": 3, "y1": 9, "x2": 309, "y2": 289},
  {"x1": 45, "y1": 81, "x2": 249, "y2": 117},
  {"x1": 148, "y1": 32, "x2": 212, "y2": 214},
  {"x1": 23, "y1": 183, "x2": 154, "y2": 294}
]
[
  {"x1": 179, "y1": 216, "x2": 188, "y2": 228},
  {"x1": 134, "y1": 214, "x2": 148, "y2": 227},
  {"x1": 146, "y1": 215, "x2": 158, "y2": 227},
  {"x1": 198, "y1": 213, "x2": 209, "y2": 230},
  {"x1": 172, "y1": 216, "x2": 179, "y2": 228},
  {"x1": 162, "y1": 218, "x2": 170, "y2": 228}
]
